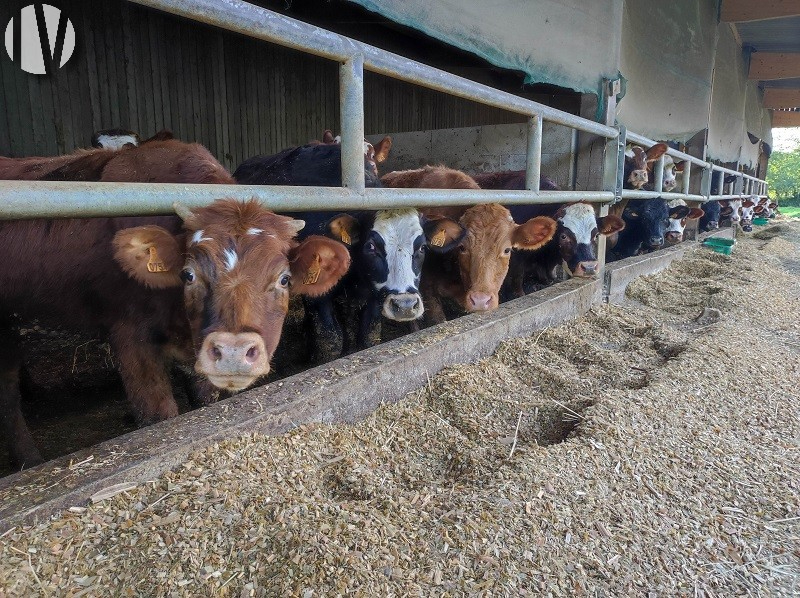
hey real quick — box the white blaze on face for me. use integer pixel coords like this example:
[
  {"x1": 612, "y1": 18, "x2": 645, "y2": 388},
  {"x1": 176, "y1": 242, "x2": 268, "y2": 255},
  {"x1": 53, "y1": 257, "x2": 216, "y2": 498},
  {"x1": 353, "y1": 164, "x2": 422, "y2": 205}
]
[
  {"x1": 96, "y1": 134, "x2": 139, "y2": 149},
  {"x1": 663, "y1": 156, "x2": 677, "y2": 191},
  {"x1": 666, "y1": 199, "x2": 688, "y2": 238},
  {"x1": 371, "y1": 209, "x2": 424, "y2": 293},
  {"x1": 727, "y1": 199, "x2": 743, "y2": 222},
  {"x1": 559, "y1": 203, "x2": 597, "y2": 244}
]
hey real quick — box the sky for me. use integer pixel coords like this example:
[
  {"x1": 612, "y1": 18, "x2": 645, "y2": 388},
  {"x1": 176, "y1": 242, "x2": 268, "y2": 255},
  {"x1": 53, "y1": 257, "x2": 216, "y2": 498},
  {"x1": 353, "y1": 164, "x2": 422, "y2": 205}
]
[{"x1": 772, "y1": 127, "x2": 800, "y2": 152}]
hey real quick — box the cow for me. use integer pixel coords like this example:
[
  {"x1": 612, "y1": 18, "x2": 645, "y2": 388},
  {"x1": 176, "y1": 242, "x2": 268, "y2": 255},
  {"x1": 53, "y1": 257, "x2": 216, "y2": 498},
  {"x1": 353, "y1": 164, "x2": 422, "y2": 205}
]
[
  {"x1": 719, "y1": 198, "x2": 744, "y2": 227},
  {"x1": 664, "y1": 199, "x2": 704, "y2": 245},
  {"x1": 643, "y1": 153, "x2": 684, "y2": 193},
  {"x1": 738, "y1": 198, "x2": 757, "y2": 232},
  {"x1": 311, "y1": 129, "x2": 393, "y2": 178},
  {"x1": 380, "y1": 166, "x2": 558, "y2": 324},
  {"x1": 0, "y1": 139, "x2": 234, "y2": 184},
  {"x1": 624, "y1": 143, "x2": 668, "y2": 190},
  {"x1": 0, "y1": 199, "x2": 350, "y2": 470},
  {"x1": 296, "y1": 209, "x2": 464, "y2": 362},
  {"x1": 233, "y1": 142, "x2": 383, "y2": 188},
  {"x1": 699, "y1": 200, "x2": 721, "y2": 231},
  {"x1": 609, "y1": 197, "x2": 670, "y2": 260},
  {"x1": 471, "y1": 170, "x2": 624, "y2": 295},
  {"x1": 91, "y1": 129, "x2": 176, "y2": 149}
]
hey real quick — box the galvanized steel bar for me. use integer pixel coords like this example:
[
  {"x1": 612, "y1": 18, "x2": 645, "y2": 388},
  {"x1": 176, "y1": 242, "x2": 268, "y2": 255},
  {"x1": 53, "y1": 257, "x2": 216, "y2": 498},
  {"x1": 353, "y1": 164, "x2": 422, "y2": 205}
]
[
  {"x1": 681, "y1": 161, "x2": 691, "y2": 196},
  {"x1": 653, "y1": 155, "x2": 665, "y2": 193},
  {"x1": 525, "y1": 116, "x2": 542, "y2": 192},
  {"x1": 340, "y1": 54, "x2": 366, "y2": 192},
  {"x1": 0, "y1": 182, "x2": 616, "y2": 219},
  {"x1": 621, "y1": 190, "x2": 708, "y2": 202},
  {"x1": 126, "y1": 0, "x2": 617, "y2": 138},
  {"x1": 625, "y1": 132, "x2": 708, "y2": 168}
]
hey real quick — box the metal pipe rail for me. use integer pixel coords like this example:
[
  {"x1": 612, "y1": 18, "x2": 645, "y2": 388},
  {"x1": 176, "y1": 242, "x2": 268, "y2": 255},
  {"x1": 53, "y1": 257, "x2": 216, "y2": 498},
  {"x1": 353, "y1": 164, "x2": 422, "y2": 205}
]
[{"x1": 0, "y1": 182, "x2": 615, "y2": 220}]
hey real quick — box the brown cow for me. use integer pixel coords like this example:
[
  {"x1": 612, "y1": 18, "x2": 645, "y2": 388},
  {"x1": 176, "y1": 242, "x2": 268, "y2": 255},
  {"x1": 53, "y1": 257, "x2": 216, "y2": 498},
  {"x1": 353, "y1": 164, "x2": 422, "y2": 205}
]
[
  {"x1": 380, "y1": 166, "x2": 557, "y2": 324},
  {"x1": 1, "y1": 199, "x2": 350, "y2": 469},
  {"x1": 0, "y1": 139, "x2": 234, "y2": 184},
  {"x1": 311, "y1": 129, "x2": 393, "y2": 177},
  {"x1": 624, "y1": 143, "x2": 668, "y2": 190}
]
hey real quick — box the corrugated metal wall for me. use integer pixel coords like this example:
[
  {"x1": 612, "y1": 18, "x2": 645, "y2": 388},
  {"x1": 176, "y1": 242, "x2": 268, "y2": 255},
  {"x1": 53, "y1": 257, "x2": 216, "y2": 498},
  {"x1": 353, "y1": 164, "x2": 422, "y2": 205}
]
[{"x1": 0, "y1": 0, "x2": 525, "y2": 169}]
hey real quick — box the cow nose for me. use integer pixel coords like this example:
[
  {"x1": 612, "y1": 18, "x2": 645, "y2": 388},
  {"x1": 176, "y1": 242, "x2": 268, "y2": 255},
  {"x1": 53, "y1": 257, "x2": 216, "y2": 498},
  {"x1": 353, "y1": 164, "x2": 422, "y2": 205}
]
[
  {"x1": 383, "y1": 293, "x2": 424, "y2": 321},
  {"x1": 467, "y1": 291, "x2": 493, "y2": 311},
  {"x1": 575, "y1": 261, "x2": 597, "y2": 277},
  {"x1": 196, "y1": 332, "x2": 268, "y2": 391},
  {"x1": 708, "y1": 221, "x2": 719, "y2": 229},
  {"x1": 665, "y1": 232, "x2": 682, "y2": 244},
  {"x1": 649, "y1": 236, "x2": 664, "y2": 247}
]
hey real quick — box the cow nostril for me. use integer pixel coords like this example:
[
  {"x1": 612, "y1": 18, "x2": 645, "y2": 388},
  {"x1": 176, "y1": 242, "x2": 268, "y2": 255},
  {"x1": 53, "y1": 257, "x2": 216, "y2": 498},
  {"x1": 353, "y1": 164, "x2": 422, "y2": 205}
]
[
  {"x1": 210, "y1": 346, "x2": 222, "y2": 361},
  {"x1": 245, "y1": 346, "x2": 259, "y2": 363}
]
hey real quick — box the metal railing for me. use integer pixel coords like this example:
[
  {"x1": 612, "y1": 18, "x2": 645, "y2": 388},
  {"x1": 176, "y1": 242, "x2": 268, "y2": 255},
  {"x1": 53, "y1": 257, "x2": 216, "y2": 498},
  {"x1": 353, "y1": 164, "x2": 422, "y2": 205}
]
[{"x1": 0, "y1": 0, "x2": 767, "y2": 221}]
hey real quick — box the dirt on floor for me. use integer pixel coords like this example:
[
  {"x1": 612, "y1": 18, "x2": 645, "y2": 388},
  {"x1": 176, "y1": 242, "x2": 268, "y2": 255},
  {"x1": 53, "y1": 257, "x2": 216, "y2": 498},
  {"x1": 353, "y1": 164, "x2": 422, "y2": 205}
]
[{"x1": 1, "y1": 222, "x2": 799, "y2": 596}]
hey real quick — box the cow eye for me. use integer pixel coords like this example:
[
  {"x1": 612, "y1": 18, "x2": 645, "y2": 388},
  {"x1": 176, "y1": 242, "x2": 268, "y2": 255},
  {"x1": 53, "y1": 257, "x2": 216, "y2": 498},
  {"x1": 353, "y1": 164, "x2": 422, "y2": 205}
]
[
  {"x1": 503, "y1": 247, "x2": 512, "y2": 255},
  {"x1": 364, "y1": 241, "x2": 376, "y2": 253},
  {"x1": 279, "y1": 273, "x2": 291, "y2": 287},
  {"x1": 560, "y1": 233, "x2": 568, "y2": 241},
  {"x1": 180, "y1": 268, "x2": 195, "y2": 284}
]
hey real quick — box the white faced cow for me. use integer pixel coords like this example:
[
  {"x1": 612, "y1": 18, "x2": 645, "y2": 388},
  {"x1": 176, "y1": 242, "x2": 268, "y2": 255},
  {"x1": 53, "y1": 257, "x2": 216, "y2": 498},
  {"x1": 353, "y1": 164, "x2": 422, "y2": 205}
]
[{"x1": 664, "y1": 199, "x2": 705, "y2": 245}]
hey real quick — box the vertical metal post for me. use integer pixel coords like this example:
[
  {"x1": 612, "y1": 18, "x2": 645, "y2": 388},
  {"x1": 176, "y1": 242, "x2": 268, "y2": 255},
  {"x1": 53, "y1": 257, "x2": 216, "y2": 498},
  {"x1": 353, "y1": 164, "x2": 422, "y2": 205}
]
[
  {"x1": 681, "y1": 161, "x2": 691, "y2": 196},
  {"x1": 525, "y1": 115, "x2": 542, "y2": 191},
  {"x1": 701, "y1": 166, "x2": 712, "y2": 200},
  {"x1": 339, "y1": 54, "x2": 366, "y2": 192},
  {"x1": 716, "y1": 170, "x2": 724, "y2": 197},
  {"x1": 653, "y1": 155, "x2": 665, "y2": 193}
]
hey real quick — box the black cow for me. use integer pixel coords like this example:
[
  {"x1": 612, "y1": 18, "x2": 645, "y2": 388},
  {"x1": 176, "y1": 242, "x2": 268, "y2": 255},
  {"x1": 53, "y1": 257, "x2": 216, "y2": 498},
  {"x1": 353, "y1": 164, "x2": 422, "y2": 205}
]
[
  {"x1": 609, "y1": 198, "x2": 672, "y2": 260},
  {"x1": 233, "y1": 143, "x2": 382, "y2": 188},
  {"x1": 699, "y1": 200, "x2": 721, "y2": 231}
]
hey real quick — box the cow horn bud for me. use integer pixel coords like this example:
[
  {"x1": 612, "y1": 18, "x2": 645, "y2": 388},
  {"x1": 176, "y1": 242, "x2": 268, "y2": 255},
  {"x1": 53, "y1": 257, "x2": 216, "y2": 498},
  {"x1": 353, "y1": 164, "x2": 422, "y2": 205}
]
[{"x1": 173, "y1": 202, "x2": 194, "y2": 222}]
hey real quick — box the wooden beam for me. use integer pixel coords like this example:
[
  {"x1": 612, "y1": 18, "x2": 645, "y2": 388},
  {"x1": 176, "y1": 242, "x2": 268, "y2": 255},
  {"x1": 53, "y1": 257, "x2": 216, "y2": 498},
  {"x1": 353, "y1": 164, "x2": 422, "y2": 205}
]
[
  {"x1": 749, "y1": 53, "x2": 800, "y2": 80},
  {"x1": 772, "y1": 110, "x2": 800, "y2": 127},
  {"x1": 721, "y1": 0, "x2": 800, "y2": 22},
  {"x1": 764, "y1": 88, "x2": 800, "y2": 109}
]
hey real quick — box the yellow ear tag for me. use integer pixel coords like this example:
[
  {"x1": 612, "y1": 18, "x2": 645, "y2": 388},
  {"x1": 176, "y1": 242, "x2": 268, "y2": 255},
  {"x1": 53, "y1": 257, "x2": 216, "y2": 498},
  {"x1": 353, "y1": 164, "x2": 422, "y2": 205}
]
[
  {"x1": 146, "y1": 246, "x2": 168, "y2": 273},
  {"x1": 303, "y1": 254, "x2": 321, "y2": 285},
  {"x1": 340, "y1": 229, "x2": 351, "y2": 245},
  {"x1": 430, "y1": 228, "x2": 446, "y2": 248}
]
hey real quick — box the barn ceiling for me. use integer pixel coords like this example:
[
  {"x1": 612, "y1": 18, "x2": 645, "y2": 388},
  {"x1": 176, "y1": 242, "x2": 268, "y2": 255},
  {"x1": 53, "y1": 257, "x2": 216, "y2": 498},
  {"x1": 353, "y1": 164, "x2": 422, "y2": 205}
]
[{"x1": 722, "y1": 0, "x2": 800, "y2": 127}]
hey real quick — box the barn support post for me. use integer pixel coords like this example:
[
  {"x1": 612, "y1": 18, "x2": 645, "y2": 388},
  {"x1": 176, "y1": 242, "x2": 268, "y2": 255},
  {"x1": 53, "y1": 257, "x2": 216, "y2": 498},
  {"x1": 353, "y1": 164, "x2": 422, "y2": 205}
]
[
  {"x1": 525, "y1": 115, "x2": 542, "y2": 192},
  {"x1": 340, "y1": 54, "x2": 366, "y2": 193},
  {"x1": 653, "y1": 155, "x2": 665, "y2": 193},
  {"x1": 681, "y1": 161, "x2": 692, "y2": 195}
]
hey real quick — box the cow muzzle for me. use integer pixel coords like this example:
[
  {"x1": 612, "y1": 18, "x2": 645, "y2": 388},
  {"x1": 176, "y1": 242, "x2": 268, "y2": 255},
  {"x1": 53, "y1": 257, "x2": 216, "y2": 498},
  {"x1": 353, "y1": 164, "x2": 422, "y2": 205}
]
[
  {"x1": 195, "y1": 332, "x2": 269, "y2": 391},
  {"x1": 647, "y1": 236, "x2": 664, "y2": 249},
  {"x1": 741, "y1": 222, "x2": 752, "y2": 232},
  {"x1": 665, "y1": 232, "x2": 683, "y2": 245},
  {"x1": 572, "y1": 261, "x2": 598, "y2": 278},
  {"x1": 466, "y1": 291, "x2": 496, "y2": 312},
  {"x1": 383, "y1": 293, "x2": 424, "y2": 321},
  {"x1": 705, "y1": 221, "x2": 719, "y2": 230},
  {"x1": 629, "y1": 171, "x2": 648, "y2": 187}
]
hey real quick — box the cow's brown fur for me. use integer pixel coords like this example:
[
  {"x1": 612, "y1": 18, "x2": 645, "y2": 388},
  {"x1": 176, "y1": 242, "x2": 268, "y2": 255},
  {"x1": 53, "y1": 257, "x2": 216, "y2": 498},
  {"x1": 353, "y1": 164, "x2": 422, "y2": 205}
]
[
  {"x1": 1, "y1": 199, "x2": 349, "y2": 470},
  {"x1": 381, "y1": 166, "x2": 557, "y2": 323},
  {"x1": 0, "y1": 140, "x2": 235, "y2": 184}
]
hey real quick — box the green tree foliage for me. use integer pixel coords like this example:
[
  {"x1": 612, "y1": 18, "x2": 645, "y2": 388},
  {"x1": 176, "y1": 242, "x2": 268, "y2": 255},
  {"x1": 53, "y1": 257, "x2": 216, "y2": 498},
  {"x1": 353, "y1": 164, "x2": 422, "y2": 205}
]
[{"x1": 767, "y1": 145, "x2": 800, "y2": 203}]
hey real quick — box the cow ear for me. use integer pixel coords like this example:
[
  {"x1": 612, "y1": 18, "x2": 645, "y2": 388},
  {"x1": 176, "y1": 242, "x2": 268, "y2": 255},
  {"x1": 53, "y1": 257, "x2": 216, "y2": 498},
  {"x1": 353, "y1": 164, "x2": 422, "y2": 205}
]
[
  {"x1": 372, "y1": 136, "x2": 392, "y2": 163},
  {"x1": 322, "y1": 130, "x2": 335, "y2": 144},
  {"x1": 113, "y1": 226, "x2": 183, "y2": 289},
  {"x1": 719, "y1": 200, "x2": 729, "y2": 207},
  {"x1": 288, "y1": 236, "x2": 351, "y2": 297},
  {"x1": 597, "y1": 214, "x2": 625, "y2": 235},
  {"x1": 687, "y1": 208, "x2": 705, "y2": 220},
  {"x1": 646, "y1": 143, "x2": 668, "y2": 162},
  {"x1": 674, "y1": 160, "x2": 685, "y2": 172},
  {"x1": 742, "y1": 200, "x2": 755, "y2": 208},
  {"x1": 421, "y1": 216, "x2": 465, "y2": 253},
  {"x1": 512, "y1": 216, "x2": 557, "y2": 250},
  {"x1": 669, "y1": 206, "x2": 691, "y2": 219},
  {"x1": 326, "y1": 214, "x2": 360, "y2": 246},
  {"x1": 754, "y1": 205, "x2": 765, "y2": 214},
  {"x1": 554, "y1": 206, "x2": 567, "y2": 219}
]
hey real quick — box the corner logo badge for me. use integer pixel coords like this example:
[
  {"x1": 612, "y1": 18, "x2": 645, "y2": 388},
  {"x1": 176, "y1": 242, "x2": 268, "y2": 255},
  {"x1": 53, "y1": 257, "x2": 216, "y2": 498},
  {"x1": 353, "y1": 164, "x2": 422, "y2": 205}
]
[{"x1": 4, "y1": 4, "x2": 76, "y2": 75}]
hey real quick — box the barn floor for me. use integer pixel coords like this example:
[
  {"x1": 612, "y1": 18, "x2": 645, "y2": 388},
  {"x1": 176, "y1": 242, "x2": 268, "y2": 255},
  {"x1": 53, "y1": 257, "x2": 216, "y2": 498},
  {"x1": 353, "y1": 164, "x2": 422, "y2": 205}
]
[{"x1": 1, "y1": 222, "x2": 799, "y2": 596}]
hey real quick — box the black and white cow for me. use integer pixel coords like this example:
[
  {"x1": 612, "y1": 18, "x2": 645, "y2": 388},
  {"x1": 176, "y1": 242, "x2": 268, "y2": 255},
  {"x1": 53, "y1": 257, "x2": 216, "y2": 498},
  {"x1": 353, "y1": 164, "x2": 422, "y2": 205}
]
[
  {"x1": 719, "y1": 198, "x2": 744, "y2": 227},
  {"x1": 503, "y1": 203, "x2": 625, "y2": 297},
  {"x1": 299, "y1": 209, "x2": 464, "y2": 362}
]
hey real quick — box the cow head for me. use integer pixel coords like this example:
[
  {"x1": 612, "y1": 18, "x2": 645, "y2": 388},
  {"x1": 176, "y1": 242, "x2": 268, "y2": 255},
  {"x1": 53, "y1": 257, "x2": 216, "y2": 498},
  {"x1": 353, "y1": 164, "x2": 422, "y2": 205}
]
[
  {"x1": 664, "y1": 200, "x2": 704, "y2": 245},
  {"x1": 739, "y1": 199, "x2": 756, "y2": 232},
  {"x1": 113, "y1": 199, "x2": 350, "y2": 392},
  {"x1": 719, "y1": 198, "x2": 743, "y2": 223},
  {"x1": 325, "y1": 209, "x2": 463, "y2": 321},
  {"x1": 91, "y1": 128, "x2": 140, "y2": 150},
  {"x1": 625, "y1": 143, "x2": 668, "y2": 189},
  {"x1": 555, "y1": 203, "x2": 625, "y2": 277},
  {"x1": 320, "y1": 130, "x2": 393, "y2": 177},
  {"x1": 455, "y1": 204, "x2": 557, "y2": 311},
  {"x1": 622, "y1": 198, "x2": 670, "y2": 251},
  {"x1": 662, "y1": 156, "x2": 685, "y2": 192},
  {"x1": 700, "y1": 200, "x2": 721, "y2": 231}
]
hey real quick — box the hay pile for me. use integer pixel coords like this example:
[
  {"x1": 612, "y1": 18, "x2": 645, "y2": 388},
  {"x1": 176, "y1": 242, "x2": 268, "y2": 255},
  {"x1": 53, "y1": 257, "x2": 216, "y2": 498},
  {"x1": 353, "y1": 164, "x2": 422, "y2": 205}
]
[{"x1": 2, "y1": 224, "x2": 799, "y2": 596}]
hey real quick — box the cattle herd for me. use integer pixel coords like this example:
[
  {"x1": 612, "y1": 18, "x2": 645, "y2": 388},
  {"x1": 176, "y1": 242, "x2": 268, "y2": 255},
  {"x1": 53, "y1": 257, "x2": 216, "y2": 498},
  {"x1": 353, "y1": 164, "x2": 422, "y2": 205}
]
[{"x1": 0, "y1": 128, "x2": 778, "y2": 471}]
